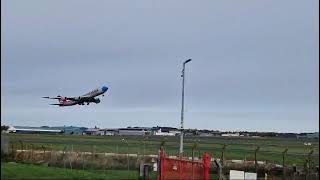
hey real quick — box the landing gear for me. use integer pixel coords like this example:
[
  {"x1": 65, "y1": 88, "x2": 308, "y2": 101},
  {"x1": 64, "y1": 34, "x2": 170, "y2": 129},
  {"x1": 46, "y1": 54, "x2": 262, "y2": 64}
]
[{"x1": 87, "y1": 102, "x2": 89, "y2": 105}]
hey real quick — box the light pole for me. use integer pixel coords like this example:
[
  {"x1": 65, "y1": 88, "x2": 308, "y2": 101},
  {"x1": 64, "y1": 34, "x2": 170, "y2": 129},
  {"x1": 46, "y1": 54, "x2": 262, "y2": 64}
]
[{"x1": 180, "y1": 59, "x2": 192, "y2": 155}]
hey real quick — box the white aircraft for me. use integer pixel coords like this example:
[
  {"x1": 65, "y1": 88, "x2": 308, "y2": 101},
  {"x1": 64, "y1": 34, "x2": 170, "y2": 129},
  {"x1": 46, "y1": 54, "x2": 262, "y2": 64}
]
[{"x1": 42, "y1": 86, "x2": 108, "y2": 106}]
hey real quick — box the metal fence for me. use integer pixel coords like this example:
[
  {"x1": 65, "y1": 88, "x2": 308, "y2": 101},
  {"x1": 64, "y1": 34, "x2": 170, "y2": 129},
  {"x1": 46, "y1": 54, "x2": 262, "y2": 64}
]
[
  {"x1": 1, "y1": 134, "x2": 9, "y2": 154},
  {"x1": 158, "y1": 148, "x2": 210, "y2": 180}
]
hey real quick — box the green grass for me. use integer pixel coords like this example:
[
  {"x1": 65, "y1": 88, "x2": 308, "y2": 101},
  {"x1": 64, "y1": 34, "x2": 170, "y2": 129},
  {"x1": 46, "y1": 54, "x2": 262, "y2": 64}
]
[
  {"x1": 1, "y1": 162, "x2": 220, "y2": 180},
  {"x1": 1, "y1": 162, "x2": 148, "y2": 179}
]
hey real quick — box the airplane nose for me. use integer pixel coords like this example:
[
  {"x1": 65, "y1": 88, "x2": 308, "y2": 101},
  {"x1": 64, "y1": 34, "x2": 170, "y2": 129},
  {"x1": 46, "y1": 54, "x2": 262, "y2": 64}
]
[{"x1": 102, "y1": 86, "x2": 108, "y2": 92}]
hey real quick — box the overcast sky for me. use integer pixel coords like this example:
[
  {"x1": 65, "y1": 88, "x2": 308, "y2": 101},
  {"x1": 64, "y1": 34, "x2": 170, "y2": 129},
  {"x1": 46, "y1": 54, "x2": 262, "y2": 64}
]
[{"x1": 1, "y1": 0, "x2": 319, "y2": 133}]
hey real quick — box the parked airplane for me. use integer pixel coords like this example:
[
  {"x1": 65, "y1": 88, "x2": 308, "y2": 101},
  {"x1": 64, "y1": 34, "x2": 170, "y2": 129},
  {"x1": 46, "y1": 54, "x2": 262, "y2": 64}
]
[{"x1": 42, "y1": 86, "x2": 108, "y2": 106}]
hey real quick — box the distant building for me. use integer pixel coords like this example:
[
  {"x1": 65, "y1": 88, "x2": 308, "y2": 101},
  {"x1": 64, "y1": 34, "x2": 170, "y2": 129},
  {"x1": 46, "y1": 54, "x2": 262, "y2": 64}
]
[
  {"x1": 83, "y1": 128, "x2": 104, "y2": 136},
  {"x1": 54, "y1": 126, "x2": 87, "y2": 135},
  {"x1": 199, "y1": 133, "x2": 214, "y2": 137},
  {"x1": 297, "y1": 132, "x2": 319, "y2": 139},
  {"x1": 100, "y1": 129, "x2": 118, "y2": 136},
  {"x1": 12, "y1": 126, "x2": 63, "y2": 134},
  {"x1": 118, "y1": 128, "x2": 146, "y2": 136},
  {"x1": 154, "y1": 128, "x2": 177, "y2": 136},
  {"x1": 307, "y1": 132, "x2": 319, "y2": 139},
  {"x1": 184, "y1": 132, "x2": 194, "y2": 136},
  {"x1": 3, "y1": 126, "x2": 16, "y2": 133},
  {"x1": 221, "y1": 133, "x2": 240, "y2": 137},
  {"x1": 104, "y1": 132, "x2": 114, "y2": 136},
  {"x1": 152, "y1": 126, "x2": 179, "y2": 136}
]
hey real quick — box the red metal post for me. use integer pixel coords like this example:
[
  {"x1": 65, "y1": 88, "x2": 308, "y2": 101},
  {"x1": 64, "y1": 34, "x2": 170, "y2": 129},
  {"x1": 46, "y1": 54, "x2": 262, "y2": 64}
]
[
  {"x1": 202, "y1": 152, "x2": 210, "y2": 180},
  {"x1": 158, "y1": 148, "x2": 165, "y2": 180},
  {"x1": 179, "y1": 155, "x2": 183, "y2": 180},
  {"x1": 192, "y1": 148, "x2": 194, "y2": 180}
]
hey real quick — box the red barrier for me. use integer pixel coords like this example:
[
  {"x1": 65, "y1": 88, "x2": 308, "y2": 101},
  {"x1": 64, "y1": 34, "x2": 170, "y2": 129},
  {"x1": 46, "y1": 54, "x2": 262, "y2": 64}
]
[{"x1": 158, "y1": 148, "x2": 210, "y2": 180}]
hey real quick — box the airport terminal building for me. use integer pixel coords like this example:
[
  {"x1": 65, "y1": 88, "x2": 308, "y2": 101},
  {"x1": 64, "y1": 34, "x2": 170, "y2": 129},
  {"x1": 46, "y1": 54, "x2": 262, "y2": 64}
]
[
  {"x1": 118, "y1": 128, "x2": 147, "y2": 136},
  {"x1": 11, "y1": 126, "x2": 63, "y2": 134}
]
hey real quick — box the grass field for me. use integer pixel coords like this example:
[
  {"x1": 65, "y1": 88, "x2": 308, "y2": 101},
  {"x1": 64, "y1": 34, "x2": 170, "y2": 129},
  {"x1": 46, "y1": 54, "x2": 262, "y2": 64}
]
[
  {"x1": 4, "y1": 133, "x2": 319, "y2": 168},
  {"x1": 1, "y1": 162, "x2": 223, "y2": 180},
  {"x1": 1, "y1": 162, "x2": 150, "y2": 180}
]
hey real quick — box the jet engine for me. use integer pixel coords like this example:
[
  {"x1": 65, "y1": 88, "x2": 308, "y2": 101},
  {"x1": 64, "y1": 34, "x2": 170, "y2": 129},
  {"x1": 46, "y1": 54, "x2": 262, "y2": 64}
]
[{"x1": 94, "y1": 98, "x2": 101, "y2": 104}]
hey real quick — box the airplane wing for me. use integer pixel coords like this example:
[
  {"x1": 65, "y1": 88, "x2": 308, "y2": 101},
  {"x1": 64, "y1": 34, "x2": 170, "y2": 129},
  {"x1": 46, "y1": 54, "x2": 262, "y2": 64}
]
[
  {"x1": 50, "y1": 103, "x2": 61, "y2": 105},
  {"x1": 43, "y1": 96, "x2": 91, "y2": 102},
  {"x1": 65, "y1": 96, "x2": 92, "y2": 101},
  {"x1": 64, "y1": 97, "x2": 77, "y2": 100},
  {"x1": 42, "y1": 96, "x2": 62, "y2": 100}
]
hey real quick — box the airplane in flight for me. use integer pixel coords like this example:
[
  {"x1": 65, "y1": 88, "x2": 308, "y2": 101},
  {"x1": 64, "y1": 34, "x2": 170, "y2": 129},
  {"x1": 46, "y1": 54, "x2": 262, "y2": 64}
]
[{"x1": 42, "y1": 86, "x2": 108, "y2": 106}]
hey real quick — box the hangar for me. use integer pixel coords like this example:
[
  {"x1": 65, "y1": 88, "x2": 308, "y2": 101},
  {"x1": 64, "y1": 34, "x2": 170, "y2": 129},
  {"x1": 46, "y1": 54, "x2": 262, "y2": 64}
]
[{"x1": 11, "y1": 126, "x2": 63, "y2": 134}]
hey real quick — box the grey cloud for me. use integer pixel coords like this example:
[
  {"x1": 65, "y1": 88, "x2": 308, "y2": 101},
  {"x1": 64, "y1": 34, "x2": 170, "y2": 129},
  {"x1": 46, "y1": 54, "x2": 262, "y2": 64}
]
[{"x1": 1, "y1": 0, "x2": 318, "y2": 132}]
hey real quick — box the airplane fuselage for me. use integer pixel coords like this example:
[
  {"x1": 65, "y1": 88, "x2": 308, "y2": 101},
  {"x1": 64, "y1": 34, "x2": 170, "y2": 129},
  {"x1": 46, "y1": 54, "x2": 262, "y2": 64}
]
[{"x1": 82, "y1": 86, "x2": 108, "y2": 98}]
